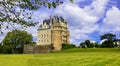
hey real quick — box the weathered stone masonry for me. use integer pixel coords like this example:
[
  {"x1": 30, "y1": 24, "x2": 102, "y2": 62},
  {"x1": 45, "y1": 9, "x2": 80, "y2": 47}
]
[{"x1": 24, "y1": 16, "x2": 70, "y2": 53}]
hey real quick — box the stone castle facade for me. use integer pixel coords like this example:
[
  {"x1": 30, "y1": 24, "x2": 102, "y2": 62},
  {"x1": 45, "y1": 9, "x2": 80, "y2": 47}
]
[{"x1": 37, "y1": 16, "x2": 70, "y2": 51}]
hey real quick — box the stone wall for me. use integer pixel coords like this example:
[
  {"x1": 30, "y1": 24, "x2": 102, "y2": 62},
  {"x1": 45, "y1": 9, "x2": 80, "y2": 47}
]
[
  {"x1": 34, "y1": 45, "x2": 52, "y2": 53},
  {"x1": 23, "y1": 44, "x2": 52, "y2": 54},
  {"x1": 23, "y1": 44, "x2": 35, "y2": 54}
]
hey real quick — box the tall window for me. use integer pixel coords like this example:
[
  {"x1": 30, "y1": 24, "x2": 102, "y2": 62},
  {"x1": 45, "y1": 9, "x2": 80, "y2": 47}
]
[
  {"x1": 47, "y1": 34, "x2": 49, "y2": 38},
  {"x1": 41, "y1": 40, "x2": 43, "y2": 43},
  {"x1": 44, "y1": 34, "x2": 46, "y2": 38},
  {"x1": 41, "y1": 34, "x2": 43, "y2": 38},
  {"x1": 44, "y1": 40, "x2": 46, "y2": 43},
  {"x1": 47, "y1": 39, "x2": 49, "y2": 43}
]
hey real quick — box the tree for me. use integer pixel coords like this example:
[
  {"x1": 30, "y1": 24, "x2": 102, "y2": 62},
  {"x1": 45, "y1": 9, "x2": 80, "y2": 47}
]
[
  {"x1": 2, "y1": 30, "x2": 33, "y2": 53},
  {"x1": 100, "y1": 33, "x2": 116, "y2": 48},
  {"x1": 0, "y1": 0, "x2": 73, "y2": 34},
  {"x1": 84, "y1": 40, "x2": 91, "y2": 48},
  {"x1": 80, "y1": 42, "x2": 86, "y2": 48},
  {"x1": 80, "y1": 40, "x2": 101, "y2": 48},
  {"x1": 100, "y1": 33, "x2": 116, "y2": 40}
]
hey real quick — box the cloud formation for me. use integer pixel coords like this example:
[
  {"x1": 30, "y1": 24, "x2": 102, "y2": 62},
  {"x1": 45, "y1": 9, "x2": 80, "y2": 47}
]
[
  {"x1": 53, "y1": 0, "x2": 109, "y2": 45},
  {"x1": 1, "y1": 0, "x2": 120, "y2": 45},
  {"x1": 100, "y1": 6, "x2": 120, "y2": 34}
]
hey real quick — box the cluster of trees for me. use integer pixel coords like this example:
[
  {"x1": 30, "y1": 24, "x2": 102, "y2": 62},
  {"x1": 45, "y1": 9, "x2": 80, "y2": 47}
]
[
  {"x1": 62, "y1": 33, "x2": 118, "y2": 49},
  {"x1": 0, "y1": 30, "x2": 33, "y2": 54},
  {"x1": 62, "y1": 43, "x2": 76, "y2": 49},
  {"x1": 100, "y1": 33, "x2": 118, "y2": 48},
  {"x1": 80, "y1": 33, "x2": 119, "y2": 48},
  {"x1": 80, "y1": 40, "x2": 101, "y2": 48}
]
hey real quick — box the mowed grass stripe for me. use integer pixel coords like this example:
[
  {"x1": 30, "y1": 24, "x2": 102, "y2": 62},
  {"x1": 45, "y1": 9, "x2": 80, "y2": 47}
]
[{"x1": 0, "y1": 48, "x2": 120, "y2": 66}]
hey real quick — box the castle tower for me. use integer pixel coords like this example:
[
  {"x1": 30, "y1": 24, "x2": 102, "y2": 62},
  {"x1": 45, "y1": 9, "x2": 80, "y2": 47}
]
[{"x1": 37, "y1": 16, "x2": 70, "y2": 51}]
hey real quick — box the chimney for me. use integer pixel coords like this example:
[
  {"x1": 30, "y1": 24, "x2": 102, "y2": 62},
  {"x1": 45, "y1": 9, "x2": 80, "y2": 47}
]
[
  {"x1": 50, "y1": 16, "x2": 52, "y2": 20},
  {"x1": 50, "y1": 15, "x2": 52, "y2": 25}
]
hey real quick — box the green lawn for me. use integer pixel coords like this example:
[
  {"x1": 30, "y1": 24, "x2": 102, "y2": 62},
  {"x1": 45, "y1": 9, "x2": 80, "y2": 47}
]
[{"x1": 0, "y1": 48, "x2": 120, "y2": 66}]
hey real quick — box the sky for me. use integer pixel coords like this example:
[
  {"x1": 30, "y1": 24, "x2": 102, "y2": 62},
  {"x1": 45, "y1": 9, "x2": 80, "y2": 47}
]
[{"x1": 1, "y1": 0, "x2": 120, "y2": 45}]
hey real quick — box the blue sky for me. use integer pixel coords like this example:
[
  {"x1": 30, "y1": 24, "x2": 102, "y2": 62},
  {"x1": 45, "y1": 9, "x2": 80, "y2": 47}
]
[{"x1": 1, "y1": 0, "x2": 120, "y2": 45}]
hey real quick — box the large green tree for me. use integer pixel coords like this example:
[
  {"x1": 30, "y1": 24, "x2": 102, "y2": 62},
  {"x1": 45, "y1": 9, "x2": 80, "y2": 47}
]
[
  {"x1": 100, "y1": 33, "x2": 116, "y2": 48},
  {"x1": 0, "y1": 0, "x2": 73, "y2": 33},
  {"x1": 2, "y1": 30, "x2": 33, "y2": 53}
]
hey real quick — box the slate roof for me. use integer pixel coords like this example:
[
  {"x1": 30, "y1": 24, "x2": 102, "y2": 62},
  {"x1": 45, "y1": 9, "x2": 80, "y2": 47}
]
[
  {"x1": 43, "y1": 19, "x2": 50, "y2": 25},
  {"x1": 43, "y1": 16, "x2": 65, "y2": 25}
]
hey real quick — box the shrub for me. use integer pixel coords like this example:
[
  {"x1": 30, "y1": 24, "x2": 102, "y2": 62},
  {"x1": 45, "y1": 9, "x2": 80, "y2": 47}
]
[{"x1": 62, "y1": 43, "x2": 76, "y2": 49}]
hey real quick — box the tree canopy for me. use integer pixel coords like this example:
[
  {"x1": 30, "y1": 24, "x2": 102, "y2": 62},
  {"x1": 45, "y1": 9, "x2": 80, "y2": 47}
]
[
  {"x1": 100, "y1": 33, "x2": 117, "y2": 48},
  {"x1": 100, "y1": 33, "x2": 116, "y2": 40},
  {"x1": 2, "y1": 30, "x2": 33, "y2": 53}
]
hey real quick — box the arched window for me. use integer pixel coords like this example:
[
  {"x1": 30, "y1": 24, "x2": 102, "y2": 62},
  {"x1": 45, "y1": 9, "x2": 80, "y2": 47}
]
[{"x1": 41, "y1": 34, "x2": 43, "y2": 38}]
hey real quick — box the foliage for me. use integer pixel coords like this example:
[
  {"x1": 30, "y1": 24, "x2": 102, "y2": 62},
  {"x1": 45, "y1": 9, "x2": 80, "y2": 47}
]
[
  {"x1": 89, "y1": 43, "x2": 94, "y2": 48},
  {"x1": 100, "y1": 33, "x2": 116, "y2": 48},
  {"x1": 70, "y1": 0, "x2": 74, "y2": 3},
  {"x1": 80, "y1": 40, "x2": 101, "y2": 48},
  {"x1": 94, "y1": 42, "x2": 101, "y2": 48},
  {"x1": 100, "y1": 33, "x2": 116, "y2": 40},
  {"x1": 80, "y1": 42, "x2": 86, "y2": 48},
  {"x1": 0, "y1": 0, "x2": 73, "y2": 33},
  {"x1": 84, "y1": 40, "x2": 91, "y2": 48},
  {"x1": 62, "y1": 43, "x2": 76, "y2": 49},
  {"x1": 2, "y1": 30, "x2": 33, "y2": 53},
  {"x1": 2, "y1": 45, "x2": 13, "y2": 54},
  {"x1": 90, "y1": 42, "x2": 102, "y2": 48},
  {"x1": 0, "y1": 44, "x2": 3, "y2": 53},
  {"x1": 101, "y1": 40, "x2": 116, "y2": 48}
]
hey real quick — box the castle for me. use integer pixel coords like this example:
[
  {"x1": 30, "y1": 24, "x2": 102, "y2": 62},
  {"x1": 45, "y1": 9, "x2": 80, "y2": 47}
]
[
  {"x1": 37, "y1": 16, "x2": 70, "y2": 51},
  {"x1": 24, "y1": 16, "x2": 70, "y2": 53}
]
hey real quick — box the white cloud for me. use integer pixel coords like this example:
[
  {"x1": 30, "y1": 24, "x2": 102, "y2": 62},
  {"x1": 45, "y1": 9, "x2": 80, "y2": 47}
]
[
  {"x1": 84, "y1": 0, "x2": 109, "y2": 17},
  {"x1": 104, "y1": 7, "x2": 120, "y2": 25},
  {"x1": 54, "y1": 0, "x2": 109, "y2": 44},
  {"x1": 54, "y1": 3, "x2": 98, "y2": 26},
  {"x1": 100, "y1": 6, "x2": 120, "y2": 34}
]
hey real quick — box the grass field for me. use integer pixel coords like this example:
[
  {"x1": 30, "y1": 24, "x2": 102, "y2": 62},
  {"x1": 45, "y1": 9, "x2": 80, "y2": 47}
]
[{"x1": 0, "y1": 48, "x2": 120, "y2": 66}]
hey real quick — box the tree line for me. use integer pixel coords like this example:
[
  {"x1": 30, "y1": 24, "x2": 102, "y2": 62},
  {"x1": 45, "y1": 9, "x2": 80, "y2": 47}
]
[
  {"x1": 0, "y1": 30, "x2": 119, "y2": 54},
  {"x1": 80, "y1": 33, "x2": 119, "y2": 48}
]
